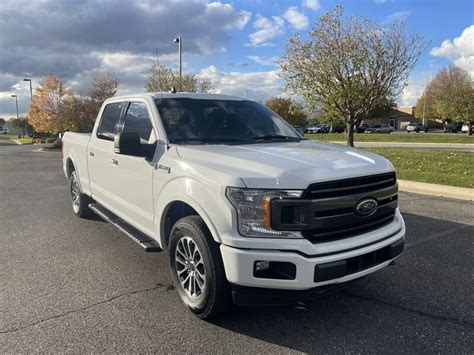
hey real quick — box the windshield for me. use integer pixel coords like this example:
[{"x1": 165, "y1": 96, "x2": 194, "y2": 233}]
[{"x1": 155, "y1": 98, "x2": 302, "y2": 144}]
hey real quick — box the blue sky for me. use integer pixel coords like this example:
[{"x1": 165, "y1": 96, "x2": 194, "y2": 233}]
[{"x1": 0, "y1": 0, "x2": 473, "y2": 117}]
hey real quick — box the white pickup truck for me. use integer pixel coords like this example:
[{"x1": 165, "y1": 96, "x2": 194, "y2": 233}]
[{"x1": 62, "y1": 92, "x2": 405, "y2": 318}]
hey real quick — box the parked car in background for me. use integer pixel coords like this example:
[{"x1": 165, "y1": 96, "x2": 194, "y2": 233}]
[
  {"x1": 406, "y1": 123, "x2": 428, "y2": 133},
  {"x1": 305, "y1": 124, "x2": 329, "y2": 134},
  {"x1": 357, "y1": 123, "x2": 372, "y2": 133},
  {"x1": 331, "y1": 123, "x2": 345, "y2": 133},
  {"x1": 2, "y1": 127, "x2": 9, "y2": 135},
  {"x1": 365, "y1": 124, "x2": 394, "y2": 134},
  {"x1": 461, "y1": 122, "x2": 473, "y2": 134},
  {"x1": 443, "y1": 122, "x2": 462, "y2": 133}
]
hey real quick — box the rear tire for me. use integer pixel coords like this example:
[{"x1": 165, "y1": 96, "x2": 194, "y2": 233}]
[
  {"x1": 69, "y1": 169, "x2": 93, "y2": 218},
  {"x1": 169, "y1": 215, "x2": 231, "y2": 319}
]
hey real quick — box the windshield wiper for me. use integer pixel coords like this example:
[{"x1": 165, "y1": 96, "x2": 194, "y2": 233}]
[{"x1": 251, "y1": 134, "x2": 302, "y2": 141}]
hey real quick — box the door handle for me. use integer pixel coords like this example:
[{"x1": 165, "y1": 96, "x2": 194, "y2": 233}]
[
  {"x1": 89, "y1": 151, "x2": 94, "y2": 157},
  {"x1": 111, "y1": 158, "x2": 119, "y2": 166}
]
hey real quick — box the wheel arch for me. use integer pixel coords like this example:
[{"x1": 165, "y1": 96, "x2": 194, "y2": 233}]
[{"x1": 158, "y1": 197, "x2": 223, "y2": 249}]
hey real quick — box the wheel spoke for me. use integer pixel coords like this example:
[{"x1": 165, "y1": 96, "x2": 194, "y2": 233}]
[
  {"x1": 176, "y1": 247, "x2": 187, "y2": 259},
  {"x1": 195, "y1": 273, "x2": 204, "y2": 290},
  {"x1": 176, "y1": 255, "x2": 187, "y2": 266}
]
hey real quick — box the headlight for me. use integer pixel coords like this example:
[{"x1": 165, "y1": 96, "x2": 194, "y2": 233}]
[{"x1": 226, "y1": 187, "x2": 303, "y2": 238}]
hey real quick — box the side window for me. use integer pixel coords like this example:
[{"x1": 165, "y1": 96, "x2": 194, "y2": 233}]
[
  {"x1": 122, "y1": 102, "x2": 156, "y2": 144},
  {"x1": 97, "y1": 102, "x2": 124, "y2": 141}
]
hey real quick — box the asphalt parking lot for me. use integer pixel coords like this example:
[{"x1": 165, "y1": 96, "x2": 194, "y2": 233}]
[{"x1": 1, "y1": 144, "x2": 473, "y2": 353}]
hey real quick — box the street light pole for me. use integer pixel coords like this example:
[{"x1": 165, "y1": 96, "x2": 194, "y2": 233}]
[
  {"x1": 11, "y1": 94, "x2": 20, "y2": 137},
  {"x1": 173, "y1": 36, "x2": 182, "y2": 91},
  {"x1": 23, "y1": 78, "x2": 33, "y2": 99},
  {"x1": 11, "y1": 94, "x2": 19, "y2": 120},
  {"x1": 23, "y1": 78, "x2": 34, "y2": 139}
]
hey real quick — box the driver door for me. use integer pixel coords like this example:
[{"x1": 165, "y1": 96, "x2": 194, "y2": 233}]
[{"x1": 108, "y1": 100, "x2": 157, "y2": 236}]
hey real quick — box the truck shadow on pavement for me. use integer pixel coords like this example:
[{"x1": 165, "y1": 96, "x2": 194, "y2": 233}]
[{"x1": 208, "y1": 212, "x2": 474, "y2": 353}]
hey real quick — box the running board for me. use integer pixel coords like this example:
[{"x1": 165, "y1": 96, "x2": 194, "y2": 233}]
[{"x1": 89, "y1": 203, "x2": 162, "y2": 252}]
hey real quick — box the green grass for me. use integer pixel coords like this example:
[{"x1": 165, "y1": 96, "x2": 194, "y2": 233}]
[
  {"x1": 18, "y1": 137, "x2": 33, "y2": 144},
  {"x1": 306, "y1": 133, "x2": 474, "y2": 144},
  {"x1": 365, "y1": 149, "x2": 474, "y2": 188},
  {"x1": 0, "y1": 135, "x2": 32, "y2": 144}
]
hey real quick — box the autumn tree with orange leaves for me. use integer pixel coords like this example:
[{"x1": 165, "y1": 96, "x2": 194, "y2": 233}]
[{"x1": 28, "y1": 72, "x2": 118, "y2": 133}]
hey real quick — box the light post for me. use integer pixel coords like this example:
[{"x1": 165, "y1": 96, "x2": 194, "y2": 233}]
[
  {"x1": 11, "y1": 94, "x2": 19, "y2": 120},
  {"x1": 173, "y1": 36, "x2": 182, "y2": 91},
  {"x1": 23, "y1": 78, "x2": 33, "y2": 99},
  {"x1": 11, "y1": 94, "x2": 20, "y2": 137},
  {"x1": 23, "y1": 78, "x2": 34, "y2": 139}
]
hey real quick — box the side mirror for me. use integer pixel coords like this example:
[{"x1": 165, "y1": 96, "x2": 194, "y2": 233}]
[{"x1": 114, "y1": 131, "x2": 144, "y2": 157}]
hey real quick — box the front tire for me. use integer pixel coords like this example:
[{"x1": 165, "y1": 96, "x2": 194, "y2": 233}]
[
  {"x1": 169, "y1": 216, "x2": 231, "y2": 319},
  {"x1": 69, "y1": 170, "x2": 92, "y2": 218}
]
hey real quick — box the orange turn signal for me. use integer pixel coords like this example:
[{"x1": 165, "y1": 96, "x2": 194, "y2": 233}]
[{"x1": 262, "y1": 198, "x2": 271, "y2": 229}]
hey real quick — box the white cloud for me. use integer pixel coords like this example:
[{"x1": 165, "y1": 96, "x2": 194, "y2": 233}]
[
  {"x1": 431, "y1": 25, "x2": 474, "y2": 76},
  {"x1": 283, "y1": 7, "x2": 309, "y2": 30},
  {"x1": 400, "y1": 80, "x2": 424, "y2": 106},
  {"x1": 197, "y1": 65, "x2": 282, "y2": 101},
  {"x1": 247, "y1": 55, "x2": 279, "y2": 66},
  {"x1": 386, "y1": 10, "x2": 412, "y2": 22},
  {"x1": 248, "y1": 15, "x2": 285, "y2": 46},
  {"x1": 302, "y1": 0, "x2": 320, "y2": 10},
  {"x1": 236, "y1": 10, "x2": 252, "y2": 29}
]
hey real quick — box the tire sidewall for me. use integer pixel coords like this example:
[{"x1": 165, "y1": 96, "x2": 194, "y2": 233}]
[{"x1": 69, "y1": 170, "x2": 82, "y2": 215}]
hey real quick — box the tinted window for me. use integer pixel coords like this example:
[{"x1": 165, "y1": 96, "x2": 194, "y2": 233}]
[
  {"x1": 97, "y1": 102, "x2": 124, "y2": 140},
  {"x1": 122, "y1": 102, "x2": 156, "y2": 144},
  {"x1": 155, "y1": 98, "x2": 301, "y2": 144}
]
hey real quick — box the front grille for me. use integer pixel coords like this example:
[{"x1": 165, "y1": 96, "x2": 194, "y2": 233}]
[
  {"x1": 303, "y1": 172, "x2": 397, "y2": 243},
  {"x1": 270, "y1": 172, "x2": 398, "y2": 243},
  {"x1": 303, "y1": 172, "x2": 397, "y2": 199}
]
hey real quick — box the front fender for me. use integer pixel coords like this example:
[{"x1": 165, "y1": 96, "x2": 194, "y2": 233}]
[{"x1": 154, "y1": 177, "x2": 236, "y2": 247}]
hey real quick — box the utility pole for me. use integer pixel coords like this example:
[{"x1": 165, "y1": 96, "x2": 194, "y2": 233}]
[{"x1": 173, "y1": 36, "x2": 182, "y2": 91}]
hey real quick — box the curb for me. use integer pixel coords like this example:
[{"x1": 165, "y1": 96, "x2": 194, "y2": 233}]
[
  {"x1": 11, "y1": 139, "x2": 22, "y2": 145},
  {"x1": 398, "y1": 179, "x2": 474, "y2": 201}
]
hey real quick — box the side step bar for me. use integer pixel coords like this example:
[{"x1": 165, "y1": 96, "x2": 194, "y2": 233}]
[{"x1": 89, "y1": 203, "x2": 162, "y2": 252}]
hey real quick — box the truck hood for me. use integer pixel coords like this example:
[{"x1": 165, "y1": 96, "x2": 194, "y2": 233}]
[{"x1": 176, "y1": 140, "x2": 394, "y2": 189}]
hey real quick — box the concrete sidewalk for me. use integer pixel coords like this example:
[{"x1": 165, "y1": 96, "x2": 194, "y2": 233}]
[
  {"x1": 331, "y1": 141, "x2": 474, "y2": 152},
  {"x1": 398, "y1": 179, "x2": 474, "y2": 201}
]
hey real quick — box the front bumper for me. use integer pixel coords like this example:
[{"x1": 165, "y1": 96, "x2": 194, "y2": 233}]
[{"x1": 220, "y1": 226, "x2": 404, "y2": 291}]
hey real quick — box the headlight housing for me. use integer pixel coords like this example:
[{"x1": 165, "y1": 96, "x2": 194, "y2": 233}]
[{"x1": 226, "y1": 187, "x2": 303, "y2": 238}]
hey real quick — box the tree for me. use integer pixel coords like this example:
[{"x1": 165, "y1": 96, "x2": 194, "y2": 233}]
[
  {"x1": 280, "y1": 6, "x2": 426, "y2": 146},
  {"x1": 90, "y1": 71, "x2": 118, "y2": 104},
  {"x1": 28, "y1": 75, "x2": 72, "y2": 132},
  {"x1": 9, "y1": 117, "x2": 32, "y2": 137},
  {"x1": 145, "y1": 64, "x2": 212, "y2": 93},
  {"x1": 265, "y1": 97, "x2": 307, "y2": 126},
  {"x1": 0, "y1": 118, "x2": 5, "y2": 127},
  {"x1": 418, "y1": 66, "x2": 473, "y2": 135},
  {"x1": 28, "y1": 72, "x2": 118, "y2": 133}
]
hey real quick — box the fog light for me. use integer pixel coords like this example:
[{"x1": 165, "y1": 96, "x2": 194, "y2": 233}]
[{"x1": 255, "y1": 260, "x2": 271, "y2": 272}]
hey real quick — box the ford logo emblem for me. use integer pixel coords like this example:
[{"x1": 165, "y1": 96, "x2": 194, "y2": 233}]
[{"x1": 355, "y1": 198, "x2": 378, "y2": 216}]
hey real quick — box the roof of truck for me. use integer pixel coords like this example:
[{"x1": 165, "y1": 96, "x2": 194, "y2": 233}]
[{"x1": 109, "y1": 92, "x2": 248, "y2": 101}]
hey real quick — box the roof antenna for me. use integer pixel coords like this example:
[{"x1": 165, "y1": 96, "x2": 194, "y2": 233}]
[{"x1": 169, "y1": 86, "x2": 177, "y2": 93}]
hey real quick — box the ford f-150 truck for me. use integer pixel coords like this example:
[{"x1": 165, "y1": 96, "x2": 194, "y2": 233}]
[{"x1": 62, "y1": 93, "x2": 405, "y2": 318}]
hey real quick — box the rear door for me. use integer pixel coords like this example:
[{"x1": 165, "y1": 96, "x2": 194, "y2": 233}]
[
  {"x1": 87, "y1": 101, "x2": 126, "y2": 207},
  {"x1": 108, "y1": 100, "x2": 157, "y2": 236}
]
